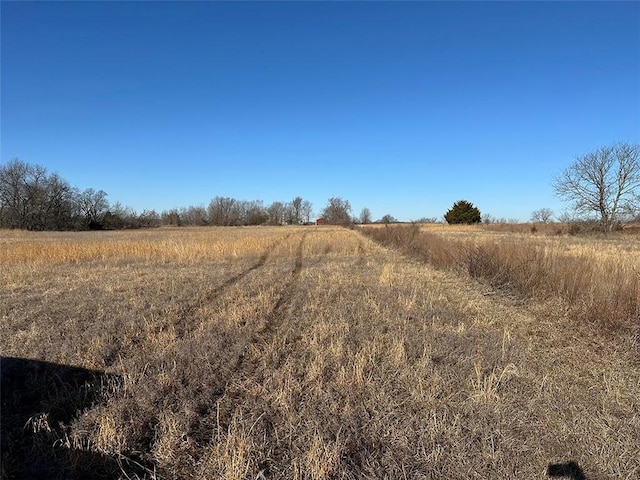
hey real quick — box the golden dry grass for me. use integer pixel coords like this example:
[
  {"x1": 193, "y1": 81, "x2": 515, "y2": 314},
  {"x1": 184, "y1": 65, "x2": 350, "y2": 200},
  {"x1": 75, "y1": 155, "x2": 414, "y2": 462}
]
[
  {"x1": 364, "y1": 223, "x2": 639, "y2": 330},
  {"x1": 0, "y1": 227, "x2": 288, "y2": 266},
  {"x1": 1, "y1": 225, "x2": 639, "y2": 479},
  {"x1": 423, "y1": 224, "x2": 640, "y2": 328}
]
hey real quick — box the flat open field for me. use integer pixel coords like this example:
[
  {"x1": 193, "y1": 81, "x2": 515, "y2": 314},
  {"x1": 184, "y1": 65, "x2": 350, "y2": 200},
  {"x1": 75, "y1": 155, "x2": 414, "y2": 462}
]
[{"x1": 1, "y1": 226, "x2": 638, "y2": 479}]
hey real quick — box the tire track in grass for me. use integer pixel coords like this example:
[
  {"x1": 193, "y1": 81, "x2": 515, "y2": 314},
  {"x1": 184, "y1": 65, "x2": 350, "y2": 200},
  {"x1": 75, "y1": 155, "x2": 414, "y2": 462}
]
[
  {"x1": 256, "y1": 229, "x2": 306, "y2": 340},
  {"x1": 208, "y1": 233, "x2": 292, "y2": 299},
  {"x1": 188, "y1": 232, "x2": 308, "y2": 440},
  {"x1": 170, "y1": 233, "x2": 293, "y2": 339},
  {"x1": 232, "y1": 230, "x2": 307, "y2": 369},
  {"x1": 105, "y1": 233, "x2": 298, "y2": 477},
  {"x1": 238, "y1": 229, "x2": 376, "y2": 478}
]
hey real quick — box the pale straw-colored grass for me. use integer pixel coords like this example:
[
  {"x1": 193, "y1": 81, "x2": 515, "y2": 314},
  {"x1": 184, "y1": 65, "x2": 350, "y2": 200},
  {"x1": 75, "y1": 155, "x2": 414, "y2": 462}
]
[{"x1": 1, "y1": 225, "x2": 638, "y2": 479}]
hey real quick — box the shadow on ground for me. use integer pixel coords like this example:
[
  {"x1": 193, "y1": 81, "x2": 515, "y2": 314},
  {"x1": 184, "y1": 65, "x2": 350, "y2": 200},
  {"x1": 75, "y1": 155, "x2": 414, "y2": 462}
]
[
  {"x1": 1, "y1": 356, "x2": 149, "y2": 479},
  {"x1": 547, "y1": 461, "x2": 587, "y2": 480}
]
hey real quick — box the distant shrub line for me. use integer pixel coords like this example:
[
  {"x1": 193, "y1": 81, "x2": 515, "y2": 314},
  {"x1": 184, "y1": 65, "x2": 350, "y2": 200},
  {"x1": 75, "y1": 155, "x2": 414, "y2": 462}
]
[{"x1": 360, "y1": 224, "x2": 639, "y2": 332}]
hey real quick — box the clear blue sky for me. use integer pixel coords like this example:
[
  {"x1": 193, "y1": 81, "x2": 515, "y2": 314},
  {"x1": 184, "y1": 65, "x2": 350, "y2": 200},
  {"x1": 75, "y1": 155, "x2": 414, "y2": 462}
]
[{"x1": 2, "y1": 1, "x2": 639, "y2": 222}]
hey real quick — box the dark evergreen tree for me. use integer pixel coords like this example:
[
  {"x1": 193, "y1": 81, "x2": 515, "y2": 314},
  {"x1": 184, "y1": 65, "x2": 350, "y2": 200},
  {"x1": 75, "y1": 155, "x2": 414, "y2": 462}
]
[{"x1": 444, "y1": 200, "x2": 481, "y2": 224}]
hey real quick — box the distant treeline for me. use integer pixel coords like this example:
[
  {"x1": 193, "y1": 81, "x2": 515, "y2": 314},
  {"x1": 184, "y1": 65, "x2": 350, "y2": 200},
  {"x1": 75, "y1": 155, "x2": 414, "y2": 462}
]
[
  {"x1": 0, "y1": 159, "x2": 316, "y2": 230},
  {"x1": 162, "y1": 195, "x2": 314, "y2": 228},
  {"x1": 0, "y1": 159, "x2": 500, "y2": 231}
]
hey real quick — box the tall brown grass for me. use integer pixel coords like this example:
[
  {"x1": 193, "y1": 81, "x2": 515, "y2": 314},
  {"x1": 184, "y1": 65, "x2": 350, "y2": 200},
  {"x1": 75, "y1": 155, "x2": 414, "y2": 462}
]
[
  {"x1": 361, "y1": 224, "x2": 640, "y2": 330},
  {"x1": 0, "y1": 227, "x2": 290, "y2": 265}
]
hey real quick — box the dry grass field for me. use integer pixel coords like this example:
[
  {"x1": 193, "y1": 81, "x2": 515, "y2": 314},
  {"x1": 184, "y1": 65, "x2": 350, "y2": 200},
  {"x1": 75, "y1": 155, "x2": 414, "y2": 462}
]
[
  {"x1": 363, "y1": 223, "x2": 640, "y2": 332},
  {"x1": 1, "y1": 225, "x2": 639, "y2": 479}
]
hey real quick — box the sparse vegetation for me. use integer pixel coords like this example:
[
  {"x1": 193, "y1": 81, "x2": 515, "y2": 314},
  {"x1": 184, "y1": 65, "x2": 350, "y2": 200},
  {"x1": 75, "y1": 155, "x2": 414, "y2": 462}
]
[{"x1": 2, "y1": 225, "x2": 639, "y2": 479}]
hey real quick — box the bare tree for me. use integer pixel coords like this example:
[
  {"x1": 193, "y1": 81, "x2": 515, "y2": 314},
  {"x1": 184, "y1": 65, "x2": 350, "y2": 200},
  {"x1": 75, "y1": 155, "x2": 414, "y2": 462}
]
[
  {"x1": 267, "y1": 201, "x2": 286, "y2": 225},
  {"x1": 0, "y1": 159, "x2": 36, "y2": 228},
  {"x1": 481, "y1": 213, "x2": 495, "y2": 224},
  {"x1": 321, "y1": 197, "x2": 352, "y2": 225},
  {"x1": 377, "y1": 214, "x2": 397, "y2": 224},
  {"x1": 207, "y1": 197, "x2": 241, "y2": 226},
  {"x1": 21, "y1": 163, "x2": 49, "y2": 229},
  {"x1": 359, "y1": 207, "x2": 372, "y2": 224},
  {"x1": 44, "y1": 173, "x2": 76, "y2": 229},
  {"x1": 300, "y1": 200, "x2": 313, "y2": 224},
  {"x1": 0, "y1": 159, "x2": 76, "y2": 230},
  {"x1": 78, "y1": 188, "x2": 109, "y2": 228},
  {"x1": 0, "y1": 158, "x2": 167, "y2": 231},
  {"x1": 289, "y1": 196, "x2": 303, "y2": 224},
  {"x1": 553, "y1": 142, "x2": 640, "y2": 231},
  {"x1": 530, "y1": 208, "x2": 554, "y2": 224},
  {"x1": 137, "y1": 209, "x2": 161, "y2": 228},
  {"x1": 242, "y1": 200, "x2": 268, "y2": 225},
  {"x1": 414, "y1": 216, "x2": 441, "y2": 223},
  {"x1": 180, "y1": 205, "x2": 208, "y2": 226},
  {"x1": 162, "y1": 208, "x2": 181, "y2": 226},
  {"x1": 283, "y1": 202, "x2": 295, "y2": 225}
]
